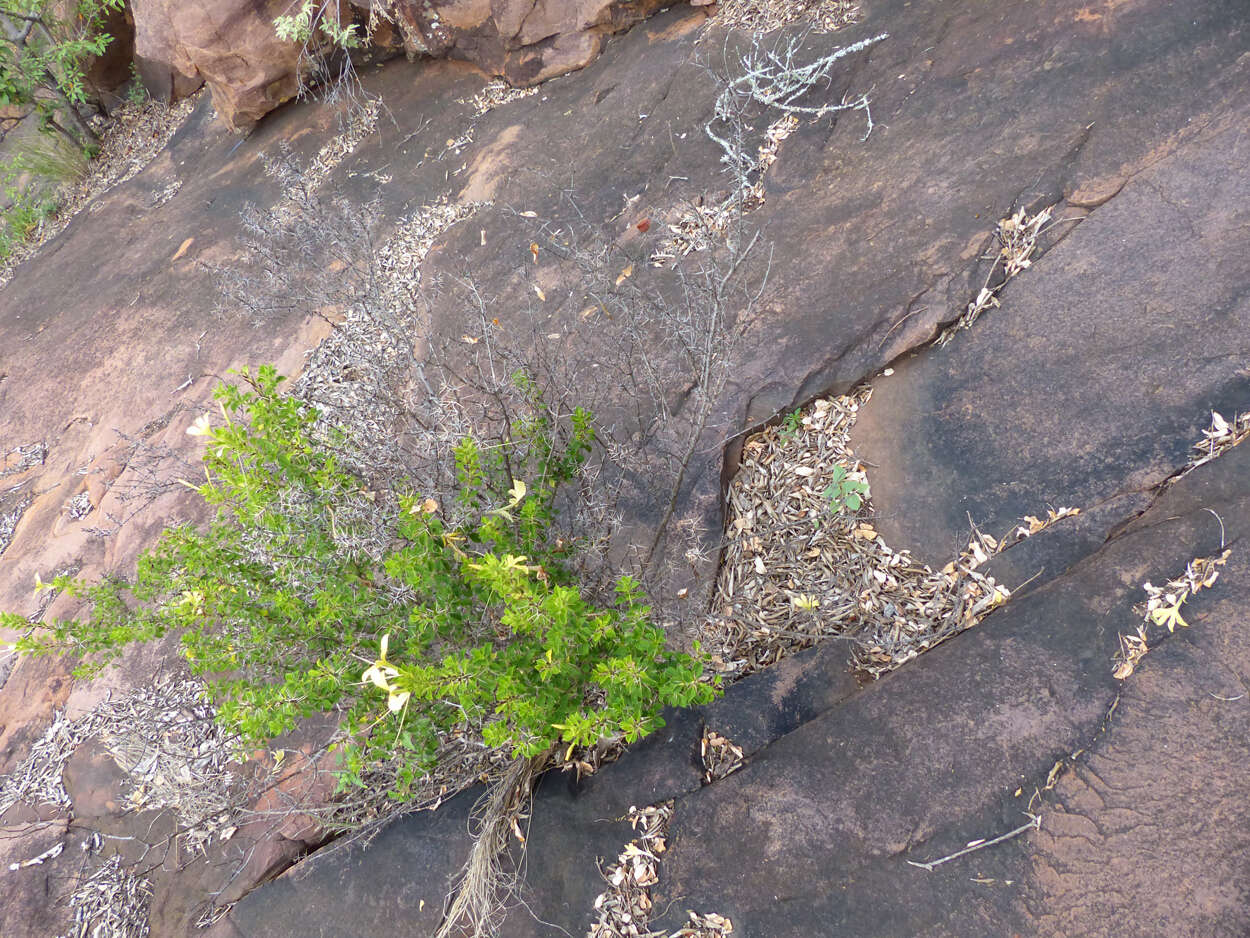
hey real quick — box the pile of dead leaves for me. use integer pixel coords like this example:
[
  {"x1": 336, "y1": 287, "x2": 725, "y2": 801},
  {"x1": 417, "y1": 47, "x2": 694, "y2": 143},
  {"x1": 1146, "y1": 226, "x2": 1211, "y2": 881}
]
[
  {"x1": 704, "y1": 387, "x2": 1026, "y2": 678},
  {"x1": 588, "y1": 802, "x2": 734, "y2": 938}
]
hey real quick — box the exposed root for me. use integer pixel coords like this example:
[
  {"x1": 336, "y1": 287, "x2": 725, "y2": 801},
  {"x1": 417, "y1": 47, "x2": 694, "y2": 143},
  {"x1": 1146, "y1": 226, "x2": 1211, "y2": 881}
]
[{"x1": 434, "y1": 752, "x2": 547, "y2": 938}]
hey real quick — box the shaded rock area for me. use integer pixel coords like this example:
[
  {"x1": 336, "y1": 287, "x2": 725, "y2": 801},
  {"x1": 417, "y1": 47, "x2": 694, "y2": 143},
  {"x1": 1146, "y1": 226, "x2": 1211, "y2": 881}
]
[
  {"x1": 0, "y1": 0, "x2": 1248, "y2": 934},
  {"x1": 655, "y1": 445, "x2": 1250, "y2": 937}
]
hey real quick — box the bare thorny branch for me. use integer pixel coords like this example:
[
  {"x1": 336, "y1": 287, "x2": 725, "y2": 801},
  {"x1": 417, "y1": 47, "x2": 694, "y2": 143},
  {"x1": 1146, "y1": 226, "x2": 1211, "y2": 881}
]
[{"x1": 703, "y1": 30, "x2": 888, "y2": 206}]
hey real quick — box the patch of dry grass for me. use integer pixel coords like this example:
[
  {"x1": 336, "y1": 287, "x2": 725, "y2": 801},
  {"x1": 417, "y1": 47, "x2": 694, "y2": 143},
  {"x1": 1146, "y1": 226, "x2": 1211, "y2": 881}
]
[{"x1": 0, "y1": 95, "x2": 200, "y2": 288}]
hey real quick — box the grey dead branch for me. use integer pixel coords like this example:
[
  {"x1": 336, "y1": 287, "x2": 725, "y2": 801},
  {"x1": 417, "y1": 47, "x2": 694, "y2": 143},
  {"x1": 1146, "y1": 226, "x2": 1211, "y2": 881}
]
[
  {"x1": 905, "y1": 813, "x2": 1041, "y2": 873},
  {"x1": 654, "y1": 30, "x2": 885, "y2": 266}
]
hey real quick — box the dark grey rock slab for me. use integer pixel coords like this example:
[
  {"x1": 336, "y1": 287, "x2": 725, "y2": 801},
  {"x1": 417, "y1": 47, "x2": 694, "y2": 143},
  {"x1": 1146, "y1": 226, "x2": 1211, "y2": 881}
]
[
  {"x1": 851, "y1": 94, "x2": 1250, "y2": 567},
  {"x1": 224, "y1": 786, "x2": 476, "y2": 938},
  {"x1": 653, "y1": 443, "x2": 1250, "y2": 938}
]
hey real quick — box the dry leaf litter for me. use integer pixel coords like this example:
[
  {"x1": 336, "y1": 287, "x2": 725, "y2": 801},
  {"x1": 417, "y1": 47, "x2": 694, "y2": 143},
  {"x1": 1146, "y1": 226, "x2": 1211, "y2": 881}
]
[
  {"x1": 58, "y1": 853, "x2": 152, "y2": 938},
  {"x1": 0, "y1": 499, "x2": 28, "y2": 554},
  {"x1": 702, "y1": 386, "x2": 1082, "y2": 678},
  {"x1": 1185, "y1": 410, "x2": 1250, "y2": 473},
  {"x1": 935, "y1": 204, "x2": 1053, "y2": 345},
  {"x1": 1, "y1": 95, "x2": 200, "y2": 287},
  {"x1": 295, "y1": 198, "x2": 488, "y2": 452},
  {"x1": 711, "y1": 0, "x2": 858, "y2": 35},
  {"x1": 699, "y1": 203, "x2": 1066, "y2": 677},
  {"x1": 461, "y1": 79, "x2": 540, "y2": 118},
  {"x1": 0, "y1": 677, "x2": 241, "y2": 851},
  {"x1": 1114, "y1": 550, "x2": 1232, "y2": 680},
  {"x1": 700, "y1": 730, "x2": 745, "y2": 783},
  {"x1": 1, "y1": 444, "x2": 47, "y2": 557},
  {"x1": 1110, "y1": 409, "x2": 1248, "y2": 678},
  {"x1": 588, "y1": 802, "x2": 733, "y2": 938}
]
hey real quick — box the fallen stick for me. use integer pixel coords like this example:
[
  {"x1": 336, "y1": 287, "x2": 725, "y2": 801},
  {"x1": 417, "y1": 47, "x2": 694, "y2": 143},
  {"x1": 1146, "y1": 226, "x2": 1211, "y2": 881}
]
[{"x1": 905, "y1": 813, "x2": 1040, "y2": 872}]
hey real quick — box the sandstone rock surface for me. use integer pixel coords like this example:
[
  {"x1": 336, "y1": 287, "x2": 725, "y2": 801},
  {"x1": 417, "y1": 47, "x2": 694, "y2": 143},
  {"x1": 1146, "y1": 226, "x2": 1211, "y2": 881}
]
[
  {"x1": 2, "y1": 0, "x2": 1249, "y2": 934},
  {"x1": 131, "y1": 0, "x2": 300, "y2": 125},
  {"x1": 131, "y1": 0, "x2": 675, "y2": 128}
]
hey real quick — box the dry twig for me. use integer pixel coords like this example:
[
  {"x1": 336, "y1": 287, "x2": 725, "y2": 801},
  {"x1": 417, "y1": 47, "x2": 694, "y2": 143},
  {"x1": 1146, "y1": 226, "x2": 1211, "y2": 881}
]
[{"x1": 905, "y1": 813, "x2": 1041, "y2": 872}]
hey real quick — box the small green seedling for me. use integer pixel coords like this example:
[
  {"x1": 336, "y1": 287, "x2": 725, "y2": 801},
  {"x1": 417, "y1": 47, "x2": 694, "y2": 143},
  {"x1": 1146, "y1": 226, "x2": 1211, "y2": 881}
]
[
  {"x1": 823, "y1": 465, "x2": 869, "y2": 513},
  {"x1": 779, "y1": 408, "x2": 803, "y2": 440}
]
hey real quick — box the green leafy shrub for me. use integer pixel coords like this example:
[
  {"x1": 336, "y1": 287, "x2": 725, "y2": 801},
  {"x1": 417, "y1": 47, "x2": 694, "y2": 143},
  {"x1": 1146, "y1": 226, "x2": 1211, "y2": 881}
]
[
  {"x1": 779, "y1": 407, "x2": 803, "y2": 440},
  {"x1": 273, "y1": 1, "x2": 361, "y2": 50},
  {"x1": 4, "y1": 366, "x2": 715, "y2": 797}
]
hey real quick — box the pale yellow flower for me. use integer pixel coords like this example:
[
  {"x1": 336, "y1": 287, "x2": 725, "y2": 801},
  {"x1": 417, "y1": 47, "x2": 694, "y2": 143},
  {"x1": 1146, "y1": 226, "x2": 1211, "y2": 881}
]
[{"x1": 186, "y1": 414, "x2": 214, "y2": 437}]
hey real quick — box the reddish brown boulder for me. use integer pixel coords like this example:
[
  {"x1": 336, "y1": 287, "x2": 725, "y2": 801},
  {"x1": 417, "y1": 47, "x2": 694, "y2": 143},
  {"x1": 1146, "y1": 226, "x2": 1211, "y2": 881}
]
[
  {"x1": 130, "y1": 0, "x2": 675, "y2": 128},
  {"x1": 130, "y1": 0, "x2": 300, "y2": 126},
  {"x1": 371, "y1": 0, "x2": 673, "y2": 84}
]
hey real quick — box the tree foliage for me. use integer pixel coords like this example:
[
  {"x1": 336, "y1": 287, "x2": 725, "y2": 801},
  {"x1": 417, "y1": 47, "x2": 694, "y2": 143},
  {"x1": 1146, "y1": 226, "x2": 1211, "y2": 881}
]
[{"x1": 0, "y1": 0, "x2": 124, "y2": 146}]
